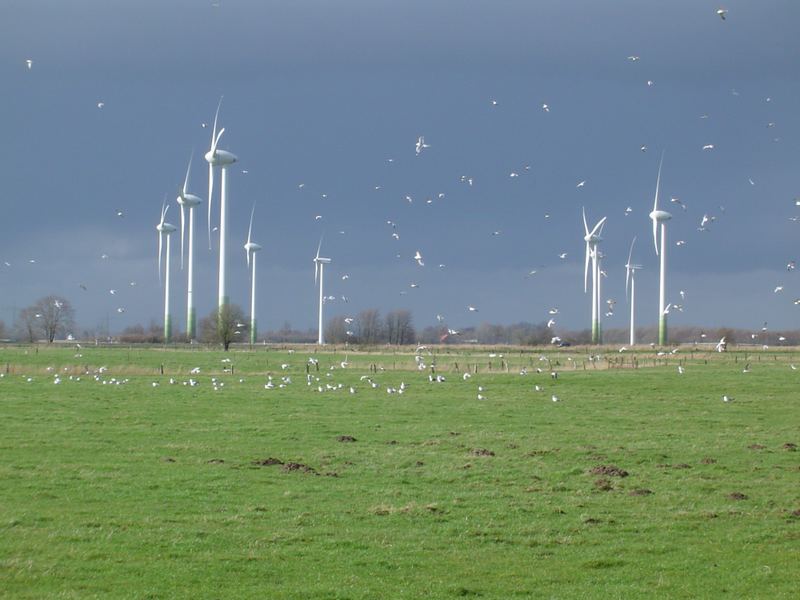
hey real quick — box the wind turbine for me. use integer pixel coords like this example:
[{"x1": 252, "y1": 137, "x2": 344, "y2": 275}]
[
  {"x1": 313, "y1": 239, "x2": 332, "y2": 345},
  {"x1": 204, "y1": 98, "x2": 238, "y2": 314},
  {"x1": 649, "y1": 154, "x2": 671, "y2": 346},
  {"x1": 625, "y1": 236, "x2": 643, "y2": 346},
  {"x1": 176, "y1": 152, "x2": 202, "y2": 340},
  {"x1": 244, "y1": 203, "x2": 262, "y2": 346},
  {"x1": 583, "y1": 208, "x2": 607, "y2": 344},
  {"x1": 156, "y1": 200, "x2": 176, "y2": 343}
]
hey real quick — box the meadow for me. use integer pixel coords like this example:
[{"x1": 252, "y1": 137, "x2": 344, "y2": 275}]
[{"x1": 0, "y1": 344, "x2": 798, "y2": 599}]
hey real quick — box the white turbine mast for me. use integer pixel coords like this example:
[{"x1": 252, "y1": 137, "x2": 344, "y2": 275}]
[
  {"x1": 583, "y1": 207, "x2": 607, "y2": 344},
  {"x1": 204, "y1": 98, "x2": 238, "y2": 314},
  {"x1": 176, "y1": 151, "x2": 202, "y2": 340},
  {"x1": 648, "y1": 153, "x2": 672, "y2": 346},
  {"x1": 244, "y1": 203, "x2": 262, "y2": 346},
  {"x1": 625, "y1": 236, "x2": 643, "y2": 346},
  {"x1": 313, "y1": 237, "x2": 332, "y2": 345},
  {"x1": 156, "y1": 198, "x2": 176, "y2": 342}
]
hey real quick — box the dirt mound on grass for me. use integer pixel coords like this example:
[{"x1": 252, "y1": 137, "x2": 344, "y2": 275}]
[
  {"x1": 700, "y1": 457, "x2": 717, "y2": 464},
  {"x1": 748, "y1": 444, "x2": 766, "y2": 450},
  {"x1": 471, "y1": 448, "x2": 495, "y2": 456},
  {"x1": 629, "y1": 488, "x2": 653, "y2": 496},
  {"x1": 589, "y1": 465, "x2": 628, "y2": 477},
  {"x1": 337, "y1": 435, "x2": 357, "y2": 442},
  {"x1": 782, "y1": 443, "x2": 797, "y2": 451},
  {"x1": 206, "y1": 459, "x2": 225, "y2": 464},
  {"x1": 594, "y1": 478, "x2": 613, "y2": 491},
  {"x1": 253, "y1": 457, "x2": 284, "y2": 466},
  {"x1": 283, "y1": 462, "x2": 318, "y2": 474},
  {"x1": 728, "y1": 492, "x2": 748, "y2": 500}
]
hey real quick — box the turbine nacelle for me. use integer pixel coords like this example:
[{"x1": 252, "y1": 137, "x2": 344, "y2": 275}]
[
  {"x1": 204, "y1": 148, "x2": 238, "y2": 166},
  {"x1": 649, "y1": 210, "x2": 672, "y2": 222},
  {"x1": 244, "y1": 241, "x2": 262, "y2": 253},
  {"x1": 584, "y1": 232, "x2": 603, "y2": 244},
  {"x1": 177, "y1": 193, "x2": 202, "y2": 207},
  {"x1": 157, "y1": 222, "x2": 176, "y2": 234},
  {"x1": 314, "y1": 257, "x2": 332, "y2": 265}
]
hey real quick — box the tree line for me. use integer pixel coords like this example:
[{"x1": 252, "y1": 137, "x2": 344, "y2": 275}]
[{"x1": 6, "y1": 296, "x2": 800, "y2": 349}]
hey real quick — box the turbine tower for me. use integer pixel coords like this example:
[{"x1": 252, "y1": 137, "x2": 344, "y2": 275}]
[
  {"x1": 176, "y1": 152, "x2": 202, "y2": 341},
  {"x1": 156, "y1": 201, "x2": 176, "y2": 343},
  {"x1": 625, "y1": 236, "x2": 643, "y2": 346},
  {"x1": 648, "y1": 154, "x2": 671, "y2": 346},
  {"x1": 244, "y1": 203, "x2": 262, "y2": 346},
  {"x1": 583, "y1": 208, "x2": 607, "y2": 345},
  {"x1": 313, "y1": 239, "x2": 331, "y2": 345},
  {"x1": 204, "y1": 98, "x2": 238, "y2": 315}
]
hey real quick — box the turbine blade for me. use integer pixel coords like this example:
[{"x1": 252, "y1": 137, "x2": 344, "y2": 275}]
[
  {"x1": 590, "y1": 216, "x2": 607, "y2": 237},
  {"x1": 246, "y1": 247, "x2": 251, "y2": 268},
  {"x1": 315, "y1": 236, "x2": 323, "y2": 261},
  {"x1": 584, "y1": 242, "x2": 590, "y2": 293},
  {"x1": 157, "y1": 232, "x2": 163, "y2": 284},
  {"x1": 210, "y1": 97, "x2": 222, "y2": 151},
  {"x1": 180, "y1": 204, "x2": 186, "y2": 270},
  {"x1": 247, "y1": 202, "x2": 256, "y2": 246},
  {"x1": 582, "y1": 206, "x2": 589, "y2": 236},
  {"x1": 625, "y1": 265, "x2": 631, "y2": 300},
  {"x1": 183, "y1": 150, "x2": 193, "y2": 196},
  {"x1": 207, "y1": 163, "x2": 214, "y2": 250},
  {"x1": 653, "y1": 152, "x2": 664, "y2": 213},
  {"x1": 652, "y1": 216, "x2": 659, "y2": 255},
  {"x1": 627, "y1": 236, "x2": 636, "y2": 267},
  {"x1": 212, "y1": 128, "x2": 225, "y2": 154},
  {"x1": 314, "y1": 260, "x2": 319, "y2": 285}
]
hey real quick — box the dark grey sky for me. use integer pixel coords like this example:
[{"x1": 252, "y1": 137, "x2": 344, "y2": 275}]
[{"x1": 1, "y1": 0, "x2": 798, "y2": 335}]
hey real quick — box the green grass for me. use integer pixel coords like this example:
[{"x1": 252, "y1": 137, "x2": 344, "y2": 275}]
[{"x1": 1, "y1": 344, "x2": 798, "y2": 599}]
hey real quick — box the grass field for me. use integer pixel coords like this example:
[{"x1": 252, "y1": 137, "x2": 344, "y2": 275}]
[{"x1": 1, "y1": 344, "x2": 798, "y2": 599}]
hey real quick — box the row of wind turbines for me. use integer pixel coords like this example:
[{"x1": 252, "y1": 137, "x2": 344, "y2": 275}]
[
  {"x1": 583, "y1": 154, "x2": 671, "y2": 346},
  {"x1": 156, "y1": 101, "x2": 673, "y2": 348},
  {"x1": 155, "y1": 100, "x2": 333, "y2": 346}
]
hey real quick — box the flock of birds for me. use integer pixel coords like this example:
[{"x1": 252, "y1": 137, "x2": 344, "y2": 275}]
[
  {"x1": 11, "y1": 6, "x2": 798, "y2": 343},
  {"x1": 7, "y1": 330, "x2": 797, "y2": 403}
]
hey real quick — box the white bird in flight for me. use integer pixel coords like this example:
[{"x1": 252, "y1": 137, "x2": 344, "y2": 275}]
[
  {"x1": 415, "y1": 136, "x2": 430, "y2": 155},
  {"x1": 414, "y1": 251, "x2": 424, "y2": 266}
]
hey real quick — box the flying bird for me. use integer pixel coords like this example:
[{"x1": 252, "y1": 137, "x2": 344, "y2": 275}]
[
  {"x1": 414, "y1": 251, "x2": 424, "y2": 266},
  {"x1": 415, "y1": 136, "x2": 430, "y2": 155},
  {"x1": 716, "y1": 8, "x2": 728, "y2": 20}
]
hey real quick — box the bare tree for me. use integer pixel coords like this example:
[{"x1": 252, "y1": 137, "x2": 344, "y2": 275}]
[
  {"x1": 356, "y1": 309, "x2": 383, "y2": 344},
  {"x1": 325, "y1": 315, "x2": 350, "y2": 344},
  {"x1": 386, "y1": 309, "x2": 415, "y2": 345},
  {"x1": 199, "y1": 304, "x2": 247, "y2": 351},
  {"x1": 21, "y1": 296, "x2": 76, "y2": 343},
  {"x1": 17, "y1": 308, "x2": 39, "y2": 342}
]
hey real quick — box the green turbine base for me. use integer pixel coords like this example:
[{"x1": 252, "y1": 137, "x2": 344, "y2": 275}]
[{"x1": 659, "y1": 316, "x2": 668, "y2": 346}]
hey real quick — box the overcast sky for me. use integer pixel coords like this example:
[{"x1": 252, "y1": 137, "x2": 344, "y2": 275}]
[{"x1": 1, "y1": 0, "x2": 798, "y2": 336}]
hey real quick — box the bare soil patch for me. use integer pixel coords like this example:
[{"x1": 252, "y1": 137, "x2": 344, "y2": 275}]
[
  {"x1": 253, "y1": 457, "x2": 284, "y2": 466},
  {"x1": 471, "y1": 448, "x2": 495, "y2": 457},
  {"x1": 589, "y1": 465, "x2": 628, "y2": 477},
  {"x1": 594, "y1": 478, "x2": 613, "y2": 491},
  {"x1": 283, "y1": 462, "x2": 317, "y2": 474}
]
